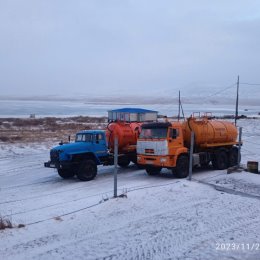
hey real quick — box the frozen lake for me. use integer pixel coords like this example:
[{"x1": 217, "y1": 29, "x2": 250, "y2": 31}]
[{"x1": 1, "y1": 99, "x2": 260, "y2": 118}]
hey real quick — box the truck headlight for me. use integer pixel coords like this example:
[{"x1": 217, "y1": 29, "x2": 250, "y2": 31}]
[
  {"x1": 137, "y1": 156, "x2": 141, "y2": 161},
  {"x1": 160, "y1": 158, "x2": 167, "y2": 163}
]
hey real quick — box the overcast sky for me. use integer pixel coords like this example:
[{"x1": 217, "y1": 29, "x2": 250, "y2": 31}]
[{"x1": 0, "y1": 0, "x2": 260, "y2": 98}]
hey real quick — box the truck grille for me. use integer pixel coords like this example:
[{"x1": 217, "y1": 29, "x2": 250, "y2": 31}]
[
  {"x1": 145, "y1": 157, "x2": 156, "y2": 161},
  {"x1": 50, "y1": 150, "x2": 59, "y2": 163},
  {"x1": 145, "y1": 149, "x2": 154, "y2": 154}
]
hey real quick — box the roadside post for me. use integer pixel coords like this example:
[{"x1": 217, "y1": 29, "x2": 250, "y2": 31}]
[
  {"x1": 188, "y1": 132, "x2": 195, "y2": 181},
  {"x1": 238, "y1": 127, "x2": 242, "y2": 167},
  {"x1": 114, "y1": 136, "x2": 118, "y2": 197}
]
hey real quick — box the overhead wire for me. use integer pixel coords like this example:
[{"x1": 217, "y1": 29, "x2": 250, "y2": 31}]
[
  {"x1": 206, "y1": 83, "x2": 237, "y2": 98},
  {"x1": 179, "y1": 80, "x2": 259, "y2": 116},
  {"x1": 240, "y1": 82, "x2": 260, "y2": 86},
  {"x1": 191, "y1": 80, "x2": 260, "y2": 113}
]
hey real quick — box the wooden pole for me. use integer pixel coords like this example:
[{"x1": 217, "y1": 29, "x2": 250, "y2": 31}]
[
  {"x1": 235, "y1": 75, "x2": 239, "y2": 126},
  {"x1": 114, "y1": 136, "x2": 118, "y2": 198},
  {"x1": 188, "y1": 132, "x2": 194, "y2": 181},
  {"x1": 178, "y1": 90, "x2": 180, "y2": 121},
  {"x1": 238, "y1": 127, "x2": 242, "y2": 167}
]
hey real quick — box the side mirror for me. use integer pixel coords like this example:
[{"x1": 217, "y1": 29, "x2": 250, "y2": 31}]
[{"x1": 170, "y1": 129, "x2": 178, "y2": 139}]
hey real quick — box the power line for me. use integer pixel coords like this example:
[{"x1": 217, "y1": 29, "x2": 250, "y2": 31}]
[
  {"x1": 205, "y1": 81, "x2": 260, "y2": 100},
  {"x1": 240, "y1": 82, "x2": 260, "y2": 86},
  {"x1": 206, "y1": 83, "x2": 237, "y2": 98}
]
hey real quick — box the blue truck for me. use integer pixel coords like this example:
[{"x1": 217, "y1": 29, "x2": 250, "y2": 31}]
[
  {"x1": 44, "y1": 108, "x2": 158, "y2": 181},
  {"x1": 44, "y1": 130, "x2": 112, "y2": 181}
]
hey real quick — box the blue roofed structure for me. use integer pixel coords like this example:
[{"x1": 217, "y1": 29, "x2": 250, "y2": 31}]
[
  {"x1": 109, "y1": 108, "x2": 157, "y2": 113},
  {"x1": 108, "y1": 107, "x2": 158, "y2": 122}
]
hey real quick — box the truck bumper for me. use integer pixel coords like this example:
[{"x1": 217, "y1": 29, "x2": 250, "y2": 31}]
[
  {"x1": 44, "y1": 161, "x2": 59, "y2": 169},
  {"x1": 44, "y1": 161, "x2": 73, "y2": 169},
  {"x1": 137, "y1": 155, "x2": 176, "y2": 168}
]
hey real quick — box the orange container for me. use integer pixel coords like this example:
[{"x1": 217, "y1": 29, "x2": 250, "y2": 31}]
[
  {"x1": 106, "y1": 122, "x2": 142, "y2": 153},
  {"x1": 182, "y1": 116, "x2": 238, "y2": 147}
]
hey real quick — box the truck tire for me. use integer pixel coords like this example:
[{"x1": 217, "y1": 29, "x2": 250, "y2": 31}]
[
  {"x1": 146, "y1": 166, "x2": 162, "y2": 175},
  {"x1": 212, "y1": 149, "x2": 228, "y2": 170},
  {"x1": 58, "y1": 169, "x2": 75, "y2": 179},
  {"x1": 77, "y1": 160, "x2": 97, "y2": 181},
  {"x1": 118, "y1": 157, "x2": 130, "y2": 168},
  {"x1": 228, "y1": 147, "x2": 239, "y2": 167},
  {"x1": 136, "y1": 163, "x2": 145, "y2": 169},
  {"x1": 175, "y1": 155, "x2": 189, "y2": 178}
]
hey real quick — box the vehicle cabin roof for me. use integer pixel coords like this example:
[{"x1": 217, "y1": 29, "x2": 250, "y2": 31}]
[
  {"x1": 142, "y1": 121, "x2": 182, "y2": 129},
  {"x1": 77, "y1": 130, "x2": 105, "y2": 135}
]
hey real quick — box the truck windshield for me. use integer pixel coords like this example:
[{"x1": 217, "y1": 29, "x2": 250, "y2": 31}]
[
  {"x1": 140, "y1": 128, "x2": 168, "y2": 139},
  {"x1": 75, "y1": 133, "x2": 93, "y2": 142}
]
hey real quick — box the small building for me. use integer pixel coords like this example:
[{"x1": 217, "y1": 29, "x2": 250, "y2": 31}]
[{"x1": 108, "y1": 108, "x2": 158, "y2": 122}]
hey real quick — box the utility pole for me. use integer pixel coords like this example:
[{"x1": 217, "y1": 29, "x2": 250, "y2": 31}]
[
  {"x1": 188, "y1": 132, "x2": 194, "y2": 181},
  {"x1": 177, "y1": 90, "x2": 185, "y2": 120},
  {"x1": 238, "y1": 127, "x2": 242, "y2": 167},
  {"x1": 180, "y1": 101, "x2": 185, "y2": 120},
  {"x1": 178, "y1": 90, "x2": 180, "y2": 121},
  {"x1": 235, "y1": 75, "x2": 239, "y2": 126},
  {"x1": 114, "y1": 136, "x2": 118, "y2": 198}
]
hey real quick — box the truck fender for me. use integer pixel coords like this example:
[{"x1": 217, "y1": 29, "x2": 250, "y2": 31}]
[{"x1": 71, "y1": 152, "x2": 101, "y2": 165}]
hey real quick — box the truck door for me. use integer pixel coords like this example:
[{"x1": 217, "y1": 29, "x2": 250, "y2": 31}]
[
  {"x1": 94, "y1": 133, "x2": 108, "y2": 157},
  {"x1": 169, "y1": 127, "x2": 183, "y2": 149}
]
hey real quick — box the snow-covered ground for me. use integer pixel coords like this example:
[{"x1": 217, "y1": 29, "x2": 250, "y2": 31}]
[{"x1": 0, "y1": 119, "x2": 260, "y2": 260}]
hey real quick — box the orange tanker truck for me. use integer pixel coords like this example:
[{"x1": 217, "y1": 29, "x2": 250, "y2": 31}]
[
  {"x1": 106, "y1": 108, "x2": 158, "y2": 167},
  {"x1": 137, "y1": 114, "x2": 240, "y2": 178},
  {"x1": 106, "y1": 121, "x2": 142, "y2": 167}
]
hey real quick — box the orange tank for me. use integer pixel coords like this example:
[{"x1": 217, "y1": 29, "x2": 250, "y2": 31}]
[
  {"x1": 182, "y1": 116, "x2": 238, "y2": 147},
  {"x1": 106, "y1": 122, "x2": 142, "y2": 153}
]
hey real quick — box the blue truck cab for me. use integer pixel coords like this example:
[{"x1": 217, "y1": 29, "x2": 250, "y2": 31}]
[{"x1": 44, "y1": 130, "x2": 111, "y2": 181}]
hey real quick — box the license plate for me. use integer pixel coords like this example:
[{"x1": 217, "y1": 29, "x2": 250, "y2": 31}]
[
  {"x1": 50, "y1": 163, "x2": 56, "y2": 168},
  {"x1": 146, "y1": 161, "x2": 154, "y2": 165}
]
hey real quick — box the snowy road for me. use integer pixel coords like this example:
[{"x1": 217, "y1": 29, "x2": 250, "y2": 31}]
[
  {"x1": 1, "y1": 119, "x2": 260, "y2": 260},
  {"x1": 0, "y1": 148, "x2": 183, "y2": 225}
]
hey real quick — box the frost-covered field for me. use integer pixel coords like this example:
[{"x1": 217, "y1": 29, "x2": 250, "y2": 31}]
[{"x1": 0, "y1": 119, "x2": 260, "y2": 260}]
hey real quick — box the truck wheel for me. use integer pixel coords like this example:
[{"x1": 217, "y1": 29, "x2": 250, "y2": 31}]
[
  {"x1": 77, "y1": 160, "x2": 97, "y2": 181},
  {"x1": 212, "y1": 149, "x2": 228, "y2": 170},
  {"x1": 136, "y1": 163, "x2": 145, "y2": 169},
  {"x1": 175, "y1": 155, "x2": 189, "y2": 178},
  {"x1": 145, "y1": 166, "x2": 162, "y2": 175},
  {"x1": 58, "y1": 169, "x2": 75, "y2": 179},
  {"x1": 229, "y1": 147, "x2": 240, "y2": 167},
  {"x1": 118, "y1": 157, "x2": 131, "y2": 168}
]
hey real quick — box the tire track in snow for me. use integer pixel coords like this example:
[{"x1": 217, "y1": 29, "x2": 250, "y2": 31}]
[
  {"x1": 0, "y1": 195, "x2": 211, "y2": 259},
  {"x1": 1, "y1": 180, "x2": 260, "y2": 260},
  {"x1": 0, "y1": 170, "x2": 174, "y2": 204},
  {"x1": 26, "y1": 193, "x2": 260, "y2": 260},
  {"x1": 2, "y1": 181, "x2": 182, "y2": 223},
  {"x1": 99, "y1": 198, "x2": 260, "y2": 260}
]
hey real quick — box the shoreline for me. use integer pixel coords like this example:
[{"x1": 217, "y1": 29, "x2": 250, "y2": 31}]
[
  {"x1": 0, "y1": 116, "x2": 259, "y2": 145},
  {"x1": 0, "y1": 116, "x2": 107, "y2": 144}
]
